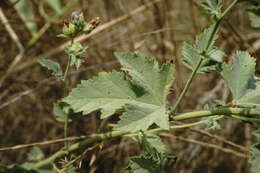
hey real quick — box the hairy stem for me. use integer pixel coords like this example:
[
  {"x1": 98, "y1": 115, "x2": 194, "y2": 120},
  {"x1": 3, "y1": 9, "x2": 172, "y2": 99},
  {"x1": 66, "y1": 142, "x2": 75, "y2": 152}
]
[
  {"x1": 34, "y1": 107, "x2": 260, "y2": 168},
  {"x1": 63, "y1": 38, "x2": 74, "y2": 148},
  {"x1": 170, "y1": 0, "x2": 238, "y2": 115},
  {"x1": 171, "y1": 57, "x2": 203, "y2": 114}
]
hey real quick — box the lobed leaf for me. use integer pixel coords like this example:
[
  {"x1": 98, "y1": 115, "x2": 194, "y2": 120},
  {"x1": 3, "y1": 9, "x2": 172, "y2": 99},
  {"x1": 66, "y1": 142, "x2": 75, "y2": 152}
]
[
  {"x1": 115, "y1": 52, "x2": 174, "y2": 105},
  {"x1": 182, "y1": 42, "x2": 222, "y2": 73},
  {"x1": 195, "y1": 24, "x2": 218, "y2": 53},
  {"x1": 64, "y1": 52, "x2": 175, "y2": 131},
  {"x1": 219, "y1": 51, "x2": 256, "y2": 100},
  {"x1": 199, "y1": 0, "x2": 222, "y2": 18}
]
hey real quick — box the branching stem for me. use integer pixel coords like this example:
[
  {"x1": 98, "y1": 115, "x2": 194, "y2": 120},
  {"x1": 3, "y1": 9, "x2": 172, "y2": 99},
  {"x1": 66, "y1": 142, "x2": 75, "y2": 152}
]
[
  {"x1": 34, "y1": 107, "x2": 260, "y2": 168},
  {"x1": 170, "y1": 0, "x2": 238, "y2": 115}
]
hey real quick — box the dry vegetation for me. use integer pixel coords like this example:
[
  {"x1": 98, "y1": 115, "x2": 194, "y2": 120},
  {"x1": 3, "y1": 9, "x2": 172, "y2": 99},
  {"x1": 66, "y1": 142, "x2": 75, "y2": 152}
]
[{"x1": 0, "y1": 0, "x2": 260, "y2": 172}]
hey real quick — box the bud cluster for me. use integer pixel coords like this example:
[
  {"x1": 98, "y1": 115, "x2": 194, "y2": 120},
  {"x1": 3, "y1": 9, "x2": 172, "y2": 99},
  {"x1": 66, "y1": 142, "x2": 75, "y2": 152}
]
[
  {"x1": 58, "y1": 11, "x2": 100, "y2": 38},
  {"x1": 65, "y1": 42, "x2": 87, "y2": 69},
  {"x1": 58, "y1": 12, "x2": 100, "y2": 70}
]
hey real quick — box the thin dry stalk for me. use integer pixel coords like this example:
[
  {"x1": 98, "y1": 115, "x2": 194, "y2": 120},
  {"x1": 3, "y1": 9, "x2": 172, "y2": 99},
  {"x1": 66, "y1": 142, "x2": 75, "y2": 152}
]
[
  {"x1": 159, "y1": 132, "x2": 250, "y2": 159},
  {"x1": 8, "y1": 0, "x2": 163, "y2": 77},
  {"x1": 0, "y1": 136, "x2": 88, "y2": 152}
]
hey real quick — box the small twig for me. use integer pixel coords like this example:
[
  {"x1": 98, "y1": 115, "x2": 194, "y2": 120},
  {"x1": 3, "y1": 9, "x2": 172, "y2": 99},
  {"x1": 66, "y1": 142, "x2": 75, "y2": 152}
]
[
  {"x1": 0, "y1": 7, "x2": 24, "y2": 52},
  {"x1": 0, "y1": 0, "x2": 78, "y2": 87},
  {"x1": 174, "y1": 121, "x2": 249, "y2": 152},
  {"x1": 0, "y1": 60, "x2": 118, "y2": 109},
  {"x1": 7, "y1": 0, "x2": 163, "y2": 77},
  {"x1": 59, "y1": 144, "x2": 99, "y2": 173},
  {"x1": 0, "y1": 136, "x2": 88, "y2": 152},
  {"x1": 159, "y1": 133, "x2": 249, "y2": 159}
]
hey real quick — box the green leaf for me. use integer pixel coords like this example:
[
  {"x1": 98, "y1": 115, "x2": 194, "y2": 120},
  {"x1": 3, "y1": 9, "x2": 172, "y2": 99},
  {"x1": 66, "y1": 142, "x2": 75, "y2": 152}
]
[
  {"x1": 199, "y1": 0, "x2": 223, "y2": 19},
  {"x1": 15, "y1": 0, "x2": 38, "y2": 35},
  {"x1": 195, "y1": 24, "x2": 218, "y2": 53},
  {"x1": 250, "y1": 143, "x2": 260, "y2": 173},
  {"x1": 182, "y1": 24, "x2": 223, "y2": 73},
  {"x1": 46, "y1": 0, "x2": 61, "y2": 14},
  {"x1": 64, "y1": 52, "x2": 175, "y2": 131},
  {"x1": 219, "y1": 51, "x2": 256, "y2": 100},
  {"x1": 249, "y1": 7, "x2": 260, "y2": 28},
  {"x1": 182, "y1": 42, "x2": 221, "y2": 73},
  {"x1": 115, "y1": 52, "x2": 174, "y2": 105},
  {"x1": 125, "y1": 155, "x2": 164, "y2": 173},
  {"x1": 236, "y1": 80, "x2": 260, "y2": 107},
  {"x1": 53, "y1": 102, "x2": 82, "y2": 122},
  {"x1": 116, "y1": 105, "x2": 169, "y2": 131},
  {"x1": 139, "y1": 133, "x2": 167, "y2": 154},
  {"x1": 27, "y1": 147, "x2": 44, "y2": 162},
  {"x1": 38, "y1": 59, "x2": 63, "y2": 77}
]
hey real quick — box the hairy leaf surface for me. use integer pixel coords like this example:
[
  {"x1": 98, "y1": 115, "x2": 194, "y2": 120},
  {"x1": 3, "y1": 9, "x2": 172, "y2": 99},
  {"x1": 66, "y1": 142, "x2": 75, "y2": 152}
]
[
  {"x1": 219, "y1": 51, "x2": 255, "y2": 100},
  {"x1": 182, "y1": 42, "x2": 223, "y2": 73},
  {"x1": 195, "y1": 24, "x2": 218, "y2": 53},
  {"x1": 182, "y1": 25, "x2": 223, "y2": 73},
  {"x1": 64, "y1": 52, "x2": 175, "y2": 131},
  {"x1": 236, "y1": 80, "x2": 260, "y2": 107},
  {"x1": 200, "y1": 0, "x2": 222, "y2": 18},
  {"x1": 38, "y1": 59, "x2": 63, "y2": 77}
]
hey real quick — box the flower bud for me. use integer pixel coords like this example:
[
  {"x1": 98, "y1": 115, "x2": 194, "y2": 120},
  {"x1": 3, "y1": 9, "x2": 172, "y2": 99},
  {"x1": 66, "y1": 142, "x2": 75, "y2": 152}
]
[
  {"x1": 62, "y1": 23, "x2": 77, "y2": 37},
  {"x1": 71, "y1": 11, "x2": 85, "y2": 26}
]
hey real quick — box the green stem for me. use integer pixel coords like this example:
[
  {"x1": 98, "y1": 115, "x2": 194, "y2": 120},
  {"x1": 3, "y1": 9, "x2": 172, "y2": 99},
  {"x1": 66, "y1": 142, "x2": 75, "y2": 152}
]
[
  {"x1": 34, "y1": 107, "x2": 260, "y2": 168},
  {"x1": 62, "y1": 38, "x2": 74, "y2": 148},
  {"x1": 34, "y1": 117, "x2": 220, "y2": 169},
  {"x1": 173, "y1": 107, "x2": 260, "y2": 121},
  {"x1": 171, "y1": 58, "x2": 203, "y2": 114},
  {"x1": 34, "y1": 131, "x2": 129, "y2": 168},
  {"x1": 170, "y1": 0, "x2": 238, "y2": 115}
]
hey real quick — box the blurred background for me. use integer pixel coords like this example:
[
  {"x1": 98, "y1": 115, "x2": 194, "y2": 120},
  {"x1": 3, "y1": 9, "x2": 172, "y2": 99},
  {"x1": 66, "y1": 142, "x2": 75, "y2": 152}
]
[{"x1": 0, "y1": 0, "x2": 260, "y2": 172}]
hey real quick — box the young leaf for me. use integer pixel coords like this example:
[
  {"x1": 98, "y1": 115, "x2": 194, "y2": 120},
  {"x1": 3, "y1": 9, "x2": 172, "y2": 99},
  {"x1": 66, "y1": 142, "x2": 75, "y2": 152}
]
[
  {"x1": 139, "y1": 133, "x2": 167, "y2": 154},
  {"x1": 199, "y1": 0, "x2": 222, "y2": 19},
  {"x1": 250, "y1": 143, "x2": 260, "y2": 173},
  {"x1": 64, "y1": 52, "x2": 175, "y2": 131},
  {"x1": 38, "y1": 59, "x2": 63, "y2": 77},
  {"x1": 195, "y1": 24, "x2": 218, "y2": 53},
  {"x1": 53, "y1": 102, "x2": 82, "y2": 123},
  {"x1": 248, "y1": 7, "x2": 260, "y2": 28},
  {"x1": 182, "y1": 24, "x2": 223, "y2": 73},
  {"x1": 125, "y1": 155, "x2": 164, "y2": 173},
  {"x1": 182, "y1": 42, "x2": 222, "y2": 73},
  {"x1": 219, "y1": 51, "x2": 255, "y2": 100}
]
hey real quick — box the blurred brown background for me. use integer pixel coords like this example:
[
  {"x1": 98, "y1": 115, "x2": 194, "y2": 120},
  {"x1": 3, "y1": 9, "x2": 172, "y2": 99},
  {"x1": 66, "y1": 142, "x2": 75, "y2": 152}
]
[{"x1": 0, "y1": 0, "x2": 260, "y2": 172}]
